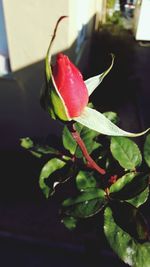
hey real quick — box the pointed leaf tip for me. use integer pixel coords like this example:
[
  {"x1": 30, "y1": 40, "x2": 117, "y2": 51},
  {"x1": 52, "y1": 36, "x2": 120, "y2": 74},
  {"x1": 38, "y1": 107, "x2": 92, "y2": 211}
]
[
  {"x1": 74, "y1": 107, "x2": 150, "y2": 137},
  {"x1": 85, "y1": 54, "x2": 114, "y2": 96},
  {"x1": 110, "y1": 137, "x2": 142, "y2": 170}
]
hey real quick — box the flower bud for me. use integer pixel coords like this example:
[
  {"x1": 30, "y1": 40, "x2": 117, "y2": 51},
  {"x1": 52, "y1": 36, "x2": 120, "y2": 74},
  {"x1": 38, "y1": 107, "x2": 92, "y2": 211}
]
[{"x1": 52, "y1": 53, "x2": 89, "y2": 119}]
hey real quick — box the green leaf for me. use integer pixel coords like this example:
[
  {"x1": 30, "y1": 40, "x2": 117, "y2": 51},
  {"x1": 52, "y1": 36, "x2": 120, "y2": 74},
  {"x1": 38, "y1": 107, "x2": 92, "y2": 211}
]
[
  {"x1": 61, "y1": 216, "x2": 77, "y2": 230},
  {"x1": 144, "y1": 134, "x2": 150, "y2": 167},
  {"x1": 20, "y1": 137, "x2": 61, "y2": 158},
  {"x1": 63, "y1": 188, "x2": 105, "y2": 206},
  {"x1": 84, "y1": 54, "x2": 114, "y2": 96},
  {"x1": 76, "y1": 171, "x2": 97, "y2": 191},
  {"x1": 20, "y1": 137, "x2": 34, "y2": 149},
  {"x1": 74, "y1": 107, "x2": 150, "y2": 137},
  {"x1": 110, "y1": 201, "x2": 149, "y2": 241},
  {"x1": 127, "y1": 187, "x2": 149, "y2": 208},
  {"x1": 33, "y1": 145, "x2": 60, "y2": 155},
  {"x1": 30, "y1": 151, "x2": 42, "y2": 158},
  {"x1": 31, "y1": 145, "x2": 60, "y2": 158},
  {"x1": 109, "y1": 172, "x2": 149, "y2": 200},
  {"x1": 62, "y1": 188, "x2": 106, "y2": 218},
  {"x1": 103, "y1": 111, "x2": 119, "y2": 124},
  {"x1": 62, "y1": 125, "x2": 78, "y2": 155},
  {"x1": 110, "y1": 136, "x2": 142, "y2": 170},
  {"x1": 20, "y1": 137, "x2": 41, "y2": 157},
  {"x1": 39, "y1": 158, "x2": 66, "y2": 198},
  {"x1": 104, "y1": 207, "x2": 150, "y2": 267}
]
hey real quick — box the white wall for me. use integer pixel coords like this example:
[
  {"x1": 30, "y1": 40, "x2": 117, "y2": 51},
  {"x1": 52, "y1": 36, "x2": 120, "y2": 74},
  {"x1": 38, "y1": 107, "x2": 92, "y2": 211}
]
[{"x1": 134, "y1": 0, "x2": 150, "y2": 41}]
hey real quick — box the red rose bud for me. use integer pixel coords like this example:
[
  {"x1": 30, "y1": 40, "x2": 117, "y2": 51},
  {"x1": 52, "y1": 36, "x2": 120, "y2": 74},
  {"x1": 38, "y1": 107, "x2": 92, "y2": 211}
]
[{"x1": 52, "y1": 53, "x2": 89, "y2": 118}]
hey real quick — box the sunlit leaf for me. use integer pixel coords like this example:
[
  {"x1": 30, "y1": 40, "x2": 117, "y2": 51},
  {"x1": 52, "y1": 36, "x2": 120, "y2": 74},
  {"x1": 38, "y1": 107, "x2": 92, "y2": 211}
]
[
  {"x1": 127, "y1": 187, "x2": 149, "y2": 208},
  {"x1": 76, "y1": 171, "x2": 97, "y2": 191},
  {"x1": 110, "y1": 137, "x2": 142, "y2": 170},
  {"x1": 62, "y1": 124, "x2": 82, "y2": 155},
  {"x1": 104, "y1": 207, "x2": 150, "y2": 267},
  {"x1": 74, "y1": 107, "x2": 150, "y2": 137},
  {"x1": 109, "y1": 172, "x2": 149, "y2": 200},
  {"x1": 39, "y1": 158, "x2": 66, "y2": 198},
  {"x1": 20, "y1": 137, "x2": 34, "y2": 149},
  {"x1": 62, "y1": 125, "x2": 77, "y2": 154}
]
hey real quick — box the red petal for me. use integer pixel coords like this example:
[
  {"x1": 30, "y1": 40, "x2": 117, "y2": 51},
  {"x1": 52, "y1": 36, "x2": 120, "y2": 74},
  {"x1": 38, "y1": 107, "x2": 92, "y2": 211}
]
[{"x1": 53, "y1": 53, "x2": 89, "y2": 118}]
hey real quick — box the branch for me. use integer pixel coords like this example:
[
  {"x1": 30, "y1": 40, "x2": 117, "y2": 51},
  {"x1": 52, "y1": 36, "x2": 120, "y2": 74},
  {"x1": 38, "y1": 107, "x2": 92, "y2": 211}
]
[{"x1": 68, "y1": 123, "x2": 106, "y2": 175}]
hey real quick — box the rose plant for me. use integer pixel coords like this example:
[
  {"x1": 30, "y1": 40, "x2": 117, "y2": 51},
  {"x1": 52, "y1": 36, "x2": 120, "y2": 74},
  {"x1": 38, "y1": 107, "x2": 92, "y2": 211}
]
[{"x1": 21, "y1": 17, "x2": 150, "y2": 267}]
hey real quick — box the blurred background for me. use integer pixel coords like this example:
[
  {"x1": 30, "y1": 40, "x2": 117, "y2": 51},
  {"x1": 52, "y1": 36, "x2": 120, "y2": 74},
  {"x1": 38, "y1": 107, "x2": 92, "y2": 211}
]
[{"x1": 0, "y1": 0, "x2": 150, "y2": 266}]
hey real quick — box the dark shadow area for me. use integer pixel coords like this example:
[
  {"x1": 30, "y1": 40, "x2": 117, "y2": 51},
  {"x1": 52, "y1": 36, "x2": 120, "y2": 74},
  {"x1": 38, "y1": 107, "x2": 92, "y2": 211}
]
[
  {"x1": 0, "y1": 14, "x2": 150, "y2": 266},
  {"x1": 87, "y1": 28, "x2": 150, "y2": 131},
  {"x1": 0, "y1": 234, "x2": 129, "y2": 267},
  {"x1": 87, "y1": 29, "x2": 145, "y2": 134}
]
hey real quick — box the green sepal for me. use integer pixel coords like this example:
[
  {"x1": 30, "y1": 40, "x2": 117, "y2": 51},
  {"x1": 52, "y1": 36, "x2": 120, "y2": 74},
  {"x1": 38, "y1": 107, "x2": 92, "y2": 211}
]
[
  {"x1": 45, "y1": 19, "x2": 70, "y2": 121},
  {"x1": 75, "y1": 107, "x2": 150, "y2": 137},
  {"x1": 50, "y1": 83, "x2": 70, "y2": 121}
]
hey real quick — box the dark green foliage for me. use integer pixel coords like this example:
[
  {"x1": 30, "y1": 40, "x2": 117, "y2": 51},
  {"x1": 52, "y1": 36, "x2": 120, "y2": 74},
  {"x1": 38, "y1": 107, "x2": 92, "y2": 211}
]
[
  {"x1": 109, "y1": 172, "x2": 149, "y2": 200},
  {"x1": 104, "y1": 207, "x2": 150, "y2": 267},
  {"x1": 62, "y1": 188, "x2": 107, "y2": 218},
  {"x1": 144, "y1": 134, "x2": 150, "y2": 167},
  {"x1": 21, "y1": 114, "x2": 150, "y2": 267},
  {"x1": 110, "y1": 137, "x2": 142, "y2": 170}
]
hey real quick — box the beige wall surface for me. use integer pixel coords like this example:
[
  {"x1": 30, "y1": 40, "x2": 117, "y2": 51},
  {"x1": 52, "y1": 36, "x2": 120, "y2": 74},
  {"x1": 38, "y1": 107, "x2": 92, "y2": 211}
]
[
  {"x1": 3, "y1": 0, "x2": 69, "y2": 71},
  {"x1": 3, "y1": 0, "x2": 101, "y2": 71}
]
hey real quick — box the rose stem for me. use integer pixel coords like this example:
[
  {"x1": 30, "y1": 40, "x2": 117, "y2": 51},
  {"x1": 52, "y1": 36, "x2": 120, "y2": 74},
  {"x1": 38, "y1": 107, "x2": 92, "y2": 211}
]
[{"x1": 68, "y1": 123, "x2": 106, "y2": 175}]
